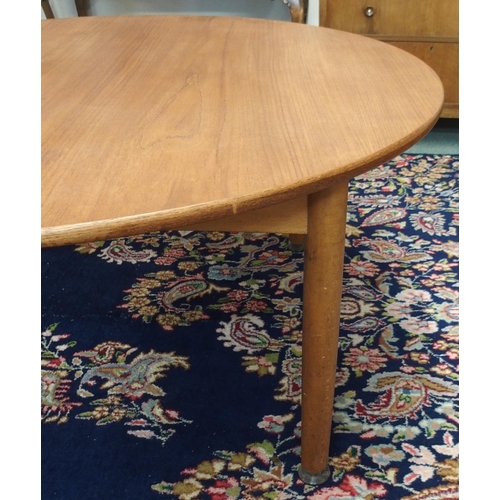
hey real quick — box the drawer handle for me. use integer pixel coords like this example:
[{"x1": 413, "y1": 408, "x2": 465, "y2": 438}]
[{"x1": 364, "y1": 6, "x2": 375, "y2": 17}]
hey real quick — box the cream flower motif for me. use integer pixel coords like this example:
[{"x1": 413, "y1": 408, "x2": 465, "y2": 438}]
[
  {"x1": 365, "y1": 444, "x2": 405, "y2": 466},
  {"x1": 433, "y1": 301, "x2": 459, "y2": 323},
  {"x1": 395, "y1": 289, "x2": 432, "y2": 304},
  {"x1": 344, "y1": 259, "x2": 380, "y2": 277},
  {"x1": 386, "y1": 301, "x2": 414, "y2": 319},
  {"x1": 342, "y1": 297, "x2": 380, "y2": 320},
  {"x1": 257, "y1": 414, "x2": 294, "y2": 434},
  {"x1": 400, "y1": 318, "x2": 438, "y2": 335}
]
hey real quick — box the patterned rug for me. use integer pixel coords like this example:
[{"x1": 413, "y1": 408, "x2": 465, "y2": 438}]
[{"x1": 41, "y1": 154, "x2": 459, "y2": 500}]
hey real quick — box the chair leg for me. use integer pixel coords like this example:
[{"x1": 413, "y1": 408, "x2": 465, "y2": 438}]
[
  {"x1": 74, "y1": 0, "x2": 89, "y2": 16},
  {"x1": 298, "y1": 179, "x2": 348, "y2": 485},
  {"x1": 284, "y1": 0, "x2": 308, "y2": 24},
  {"x1": 41, "y1": 0, "x2": 54, "y2": 19}
]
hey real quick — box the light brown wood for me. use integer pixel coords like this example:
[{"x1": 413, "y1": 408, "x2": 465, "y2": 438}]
[
  {"x1": 368, "y1": 35, "x2": 458, "y2": 44},
  {"x1": 387, "y1": 41, "x2": 458, "y2": 112},
  {"x1": 42, "y1": 15, "x2": 444, "y2": 483},
  {"x1": 321, "y1": 0, "x2": 458, "y2": 38},
  {"x1": 181, "y1": 197, "x2": 307, "y2": 234},
  {"x1": 300, "y1": 179, "x2": 348, "y2": 475},
  {"x1": 440, "y1": 106, "x2": 459, "y2": 120},
  {"x1": 42, "y1": 16, "x2": 443, "y2": 248},
  {"x1": 320, "y1": 0, "x2": 458, "y2": 119}
]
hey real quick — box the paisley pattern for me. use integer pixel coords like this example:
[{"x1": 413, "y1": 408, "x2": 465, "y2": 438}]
[
  {"x1": 42, "y1": 154, "x2": 458, "y2": 499},
  {"x1": 42, "y1": 325, "x2": 191, "y2": 443}
]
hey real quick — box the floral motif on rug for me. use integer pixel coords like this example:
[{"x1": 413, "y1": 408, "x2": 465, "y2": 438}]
[{"x1": 41, "y1": 154, "x2": 459, "y2": 499}]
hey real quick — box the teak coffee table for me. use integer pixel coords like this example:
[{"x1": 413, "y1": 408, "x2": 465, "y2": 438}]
[{"x1": 42, "y1": 15, "x2": 443, "y2": 485}]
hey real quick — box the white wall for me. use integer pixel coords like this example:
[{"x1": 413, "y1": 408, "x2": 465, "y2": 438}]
[{"x1": 42, "y1": 0, "x2": 319, "y2": 25}]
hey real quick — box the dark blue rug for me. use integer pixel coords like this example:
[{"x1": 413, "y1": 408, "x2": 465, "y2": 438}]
[{"x1": 42, "y1": 154, "x2": 459, "y2": 499}]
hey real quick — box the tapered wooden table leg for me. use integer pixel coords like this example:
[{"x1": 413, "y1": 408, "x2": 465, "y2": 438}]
[{"x1": 298, "y1": 179, "x2": 349, "y2": 485}]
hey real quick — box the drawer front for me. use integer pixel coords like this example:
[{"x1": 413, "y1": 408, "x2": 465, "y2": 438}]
[
  {"x1": 387, "y1": 41, "x2": 459, "y2": 110},
  {"x1": 322, "y1": 0, "x2": 458, "y2": 38}
]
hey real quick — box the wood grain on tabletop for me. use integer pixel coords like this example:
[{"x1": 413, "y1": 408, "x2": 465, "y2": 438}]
[{"x1": 42, "y1": 15, "x2": 443, "y2": 246}]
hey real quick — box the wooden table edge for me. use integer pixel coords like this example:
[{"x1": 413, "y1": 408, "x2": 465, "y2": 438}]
[{"x1": 41, "y1": 109, "x2": 441, "y2": 248}]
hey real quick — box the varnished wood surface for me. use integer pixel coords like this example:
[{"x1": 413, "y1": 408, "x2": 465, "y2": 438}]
[
  {"x1": 300, "y1": 179, "x2": 348, "y2": 474},
  {"x1": 42, "y1": 15, "x2": 443, "y2": 247},
  {"x1": 321, "y1": 0, "x2": 458, "y2": 38},
  {"x1": 386, "y1": 41, "x2": 458, "y2": 117},
  {"x1": 183, "y1": 197, "x2": 308, "y2": 234},
  {"x1": 320, "y1": 0, "x2": 457, "y2": 119}
]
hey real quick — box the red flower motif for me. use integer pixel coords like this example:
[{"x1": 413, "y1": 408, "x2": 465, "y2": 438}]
[
  {"x1": 246, "y1": 300, "x2": 267, "y2": 312},
  {"x1": 228, "y1": 290, "x2": 249, "y2": 301},
  {"x1": 206, "y1": 477, "x2": 240, "y2": 500},
  {"x1": 308, "y1": 474, "x2": 387, "y2": 499},
  {"x1": 220, "y1": 302, "x2": 240, "y2": 313},
  {"x1": 45, "y1": 357, "x2": 65, "y2": 368},
  {"x1": 343, "y1": 347, "x2": 387, "y2": 373},
  {"x1": 344, "y1": 260, "x2": 380, "y2": 277}
]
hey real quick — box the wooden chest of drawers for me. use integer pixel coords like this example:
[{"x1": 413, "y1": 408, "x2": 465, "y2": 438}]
[{"x1": 320, "y1": 0, "x2": 459, "y2": 118}]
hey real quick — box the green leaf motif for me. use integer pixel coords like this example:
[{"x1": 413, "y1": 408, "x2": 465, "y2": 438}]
[
  {"x1": 75, "y1": 412, "x2": 94, "y2": 420},
  {"x1": 151, "y1": 482, "x2": 174, "y2": 493},
  {"x1": 248, "y1": 439, "x2": 275, "y2": 458},
  {"x1": 96, "y1": 416, "x2": 115, "y2": 426}
]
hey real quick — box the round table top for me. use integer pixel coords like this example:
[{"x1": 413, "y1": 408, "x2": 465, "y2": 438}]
[{"x1": 42, "y1": 15, "x2": 443, "y2": 247}]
